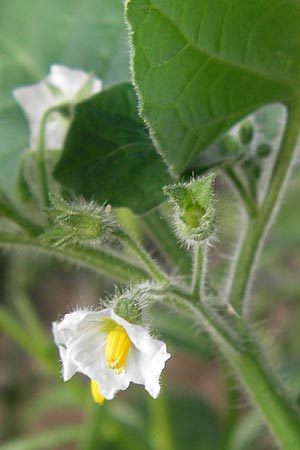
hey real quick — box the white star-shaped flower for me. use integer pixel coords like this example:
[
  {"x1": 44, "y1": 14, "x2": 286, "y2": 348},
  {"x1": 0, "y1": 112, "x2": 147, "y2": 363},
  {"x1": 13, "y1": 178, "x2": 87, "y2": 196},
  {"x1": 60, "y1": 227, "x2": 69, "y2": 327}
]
[
  {"x1": 13, "y1": 65, "x2": 102, "y2": 150},
  {"x1": 52, "y1": 308, "x2": 170, "y2": 401}
]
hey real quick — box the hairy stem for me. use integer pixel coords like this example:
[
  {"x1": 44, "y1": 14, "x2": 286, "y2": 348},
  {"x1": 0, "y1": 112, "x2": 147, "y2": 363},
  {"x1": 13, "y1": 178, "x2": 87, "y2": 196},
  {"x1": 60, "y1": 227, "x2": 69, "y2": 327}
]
[
  {"x1": 227, "y1": 103, "x2": 300, "y2": 315},
  {"x1": 113, "y1": 228, "x2": 169, "y2": 284},
  {"x1": 165, "y1": 285, "x2": 300, "y2": 449},
  {"x1": 191, "y1": 243, "x2": 203, "y2": 299},
  {"x1": 0, "y1": 232, "x2": 149, "y2": 283},
  {"x1": 0, "y1": 190, "x2": 43, "y2": 235},
  {"x1": 143, "y1": 209, "x2": 191, "y2": 277}
]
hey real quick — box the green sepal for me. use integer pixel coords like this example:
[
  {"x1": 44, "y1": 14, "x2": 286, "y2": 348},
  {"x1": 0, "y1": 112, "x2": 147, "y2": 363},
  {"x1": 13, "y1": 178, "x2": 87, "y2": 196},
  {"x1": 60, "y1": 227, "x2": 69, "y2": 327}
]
[
  {"x1": 114, "y1": 295, "x2": 142, "y2": 325},
  {"x1": 112, "y1": 283, "x2": 153, "y2": 325},
  {"x1": 164, "y1": 174, "x2": 216, "y2": 245}
]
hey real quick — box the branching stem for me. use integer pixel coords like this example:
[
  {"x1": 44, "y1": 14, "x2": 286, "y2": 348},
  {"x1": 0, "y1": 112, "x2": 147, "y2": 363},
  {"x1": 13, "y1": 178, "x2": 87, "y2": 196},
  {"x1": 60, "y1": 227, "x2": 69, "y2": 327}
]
[
  {"x1": 162, "y1": 284, "x2": 300, "y2": 450},
  {"x1": 226, "y1": 102, "x2": 300, "y2": 315}
]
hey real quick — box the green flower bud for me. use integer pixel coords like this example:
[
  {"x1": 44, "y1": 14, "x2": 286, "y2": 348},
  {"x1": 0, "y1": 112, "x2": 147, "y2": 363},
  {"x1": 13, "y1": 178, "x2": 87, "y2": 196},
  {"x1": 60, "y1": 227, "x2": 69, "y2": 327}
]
[
  {"x1": 239, "y1": 120, "x2": 254, "y2": 145},
  {"x1": 41, "y1": 195, "x2": 113, "y2": 247},
  {"x1": 220, "y1": 135, "x2": 240, "y2": 154},
  {"x1": 256, "y1": 142, "x2": 272, "y2": 158},
  {"x1": 164, "y1": 174, "x2": 216, "y2": 246}
]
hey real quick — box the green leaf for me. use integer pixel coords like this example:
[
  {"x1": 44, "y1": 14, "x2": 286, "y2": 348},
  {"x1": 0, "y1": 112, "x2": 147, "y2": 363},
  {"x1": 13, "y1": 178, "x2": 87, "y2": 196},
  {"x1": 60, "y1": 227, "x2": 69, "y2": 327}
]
[
  {"x1": 126, "y1": 0, "x2": 300, "y2": 174},
  {"x1": 0, "y1": 0, "x2": 129, "y2": 192},
  {"x1": 54, "y1": 83, "x2": 172, "y2": 213}
]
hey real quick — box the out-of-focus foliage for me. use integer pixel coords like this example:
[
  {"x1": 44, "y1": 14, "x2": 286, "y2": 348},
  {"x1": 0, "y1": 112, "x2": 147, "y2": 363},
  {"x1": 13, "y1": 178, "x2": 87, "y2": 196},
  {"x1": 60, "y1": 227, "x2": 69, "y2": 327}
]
[{"x1": 0, "y1": 0, "x2": 130, "y2": 189}]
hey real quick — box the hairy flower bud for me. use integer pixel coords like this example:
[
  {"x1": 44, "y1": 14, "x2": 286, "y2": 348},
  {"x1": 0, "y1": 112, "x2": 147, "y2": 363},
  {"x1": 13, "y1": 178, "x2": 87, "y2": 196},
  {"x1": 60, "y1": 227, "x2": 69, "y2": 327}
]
[
  {"x1": 40, "y1": 195, "x2": 113, "y2": 247},
  {"x1": 164, "y1": 174, "x2": 216, "y2": 246}
]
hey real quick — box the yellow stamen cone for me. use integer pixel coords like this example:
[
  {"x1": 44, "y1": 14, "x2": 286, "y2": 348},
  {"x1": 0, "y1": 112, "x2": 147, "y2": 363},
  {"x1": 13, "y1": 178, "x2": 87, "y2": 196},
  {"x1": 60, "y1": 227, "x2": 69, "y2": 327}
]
[
  {"x1": 90, "y1": 380, "x2": 105, "y2": 404},
  {"x1": 105, "y1": 325, "x2": 131, "y2": 373}
]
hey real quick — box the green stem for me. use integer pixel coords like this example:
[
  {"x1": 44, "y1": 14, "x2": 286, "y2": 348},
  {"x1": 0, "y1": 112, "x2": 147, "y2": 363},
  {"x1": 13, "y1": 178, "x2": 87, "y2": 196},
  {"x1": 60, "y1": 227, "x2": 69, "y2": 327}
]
[
  {"x1": 0, "y1": 232, "x2": 149, "y2": 283},
  {"x1": 223, "y1": 165, "x2": 257, "y2": 218},
  {"x1": 0, "y1": 190, "x2": 43, "y2": 235},
  {"x1": 147, "y1": 393, "x2": 173, "y2": 450},
  {"x1": 220, "y1": 363, "x2": 238, "y2": 450},
  {"x1": 227, "y1": 103, "x2": 300, "y2": 315},
  {"x1": 143, "y1": 209, "x2": 191, "y2": 277},
  {"x1": 164, "y1": 285, "x2": 300, "y2": 449},
  {"x1": 114, "y1": 228, "x2": 169, "y2": 284},
  {"x1": 191, "y1": 243, "x2": 203, "y2": 299},
  {"x1": 37, "y1": 109, "x2": 52, "y2": 208},
  {"x1": 37, "y1": 104, "x2": 68, "y2": 208}
]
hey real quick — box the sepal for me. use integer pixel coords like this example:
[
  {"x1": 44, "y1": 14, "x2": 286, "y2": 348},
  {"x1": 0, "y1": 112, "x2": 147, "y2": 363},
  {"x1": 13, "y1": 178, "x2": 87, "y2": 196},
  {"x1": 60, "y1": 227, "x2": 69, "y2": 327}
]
[{"x1": 164, "y1": 174, "x2": 216, "y2": 246}]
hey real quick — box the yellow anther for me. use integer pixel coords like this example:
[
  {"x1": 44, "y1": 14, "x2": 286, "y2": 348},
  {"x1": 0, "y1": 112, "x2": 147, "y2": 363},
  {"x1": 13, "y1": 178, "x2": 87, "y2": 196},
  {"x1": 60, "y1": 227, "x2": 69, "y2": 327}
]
[
  {"x1": 105, "y1": 324, "x2": 131, "y2": 373},
  {"x1": 90, "y1": 379, "x2": 105, "y2": 404}
]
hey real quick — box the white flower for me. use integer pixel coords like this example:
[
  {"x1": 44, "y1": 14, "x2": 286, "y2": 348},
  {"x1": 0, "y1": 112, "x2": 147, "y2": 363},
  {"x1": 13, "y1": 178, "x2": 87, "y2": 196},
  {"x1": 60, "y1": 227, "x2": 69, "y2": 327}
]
[
  {"x1": 52, "y1": 308, "x2": 170, "y2": 401},
  {"x1": 13, "y1": 65, "x2": 102, "y2": 150}
]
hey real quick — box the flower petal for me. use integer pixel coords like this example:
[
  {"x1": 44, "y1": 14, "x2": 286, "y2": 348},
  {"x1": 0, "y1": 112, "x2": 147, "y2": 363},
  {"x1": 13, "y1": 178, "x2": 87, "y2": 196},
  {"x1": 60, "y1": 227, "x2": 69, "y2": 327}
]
[
  {"x1": 13, "y1": 65, "x2": 102, "y2": 150},
  {"x1": 13, "y1": 82, "x2": 55, "y2": 147},
  {"x1": 108, "y1": 310, "x2": 170, "y2": 398},
  {"x1": 53, "y1": 308, "x2": 170, "y2": 400},
  {"x1": 47, "y1": 65, "x2": 102, "y2": 101}
]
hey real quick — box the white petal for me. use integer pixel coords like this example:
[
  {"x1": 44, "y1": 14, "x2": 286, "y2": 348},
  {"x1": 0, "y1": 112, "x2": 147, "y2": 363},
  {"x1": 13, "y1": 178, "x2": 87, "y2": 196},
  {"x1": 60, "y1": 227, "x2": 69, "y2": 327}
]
[
  {"x1": 13, "y1": 65, "x2": 102, "y2": 150},
  {"x1": 13, "y1": 82, "x2": 55, "y2": 147},
  {"x1": 109, "y1": 310, "x2": 171, "y2": 398},
  {"x1": 44, "y1": 113, "x2": 69, "y2": 149},
  {"x1": 52, "y1": 308, "x2": 170, "y2": 400},
  {"x1": 47, "y1": 65, "x2": 102, "y2": 101}
]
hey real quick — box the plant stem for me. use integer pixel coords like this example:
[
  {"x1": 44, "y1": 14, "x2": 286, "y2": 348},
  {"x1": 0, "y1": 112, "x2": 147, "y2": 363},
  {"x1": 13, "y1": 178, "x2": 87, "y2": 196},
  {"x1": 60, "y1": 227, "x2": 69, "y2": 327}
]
[
  {"x1": 227, "y1": 103, "x2": 300, "y2": 315},
  {"x1": 143, "y1": 209, "x2": 191, "y2": 277},
  {"x1": 0, "y1": 232, "x2": 149, "y2": 283},
  {"x1": 0, "y1": 190, "x2": 43, "y2": 235},
  {"x1": 113, "y1": 228, "x2": 169, "y2": 284},
  {"x1": 191, "y1": 243, "x2": 203, "y2": 299},
  {"x1": 164, "y1": 285, "x2": 300, "y2": 449},
  {"x1": 37, "y1": 105, "x2": 68, "y2": 208},
  {"x1": 223, "y1": 166, "x2": 257, "y2": 218},
  {"x1": 220, "y1": 362, "x2": 238, "y2": 450},
  {"x1": 37, "y1": 109, "x2": 52, "y2": 208},
  {"x1": 147, "y1": 393, "x2": 173, "y2": 450}
]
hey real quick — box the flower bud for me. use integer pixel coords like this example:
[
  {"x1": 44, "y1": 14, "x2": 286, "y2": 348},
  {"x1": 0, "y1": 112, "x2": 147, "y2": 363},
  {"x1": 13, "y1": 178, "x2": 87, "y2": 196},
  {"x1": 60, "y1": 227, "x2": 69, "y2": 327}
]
[
  {"x1": 164, "y1": 174, "x2": 216, "y2": 246},
  {"x1": 256, "y1": 142, "x2": 272, "y2": 158},
  {"x1": 239, "y1": 120, "x2": 254, "y2": 144},
  {"x1": 41, "y1": 195, "x2": 113, "y2": 247}
]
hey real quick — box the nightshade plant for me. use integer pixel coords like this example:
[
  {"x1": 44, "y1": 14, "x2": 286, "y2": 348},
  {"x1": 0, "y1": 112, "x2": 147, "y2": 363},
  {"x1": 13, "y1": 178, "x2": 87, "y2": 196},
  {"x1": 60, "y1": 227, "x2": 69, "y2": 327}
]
[{"x1": 0, "y1": 1, "x2": 300, "y2": 449}]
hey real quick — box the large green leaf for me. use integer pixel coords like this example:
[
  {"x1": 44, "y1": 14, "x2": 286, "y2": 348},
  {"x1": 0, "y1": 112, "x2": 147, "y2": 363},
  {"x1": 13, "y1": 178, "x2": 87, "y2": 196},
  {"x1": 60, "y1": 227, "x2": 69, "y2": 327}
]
[
  {"x1": 0, "y1": 0, "x2": 129, "y2": 191},
  {"x1": 54, "y1": 83, "x2": 172, "y2": 213},
  {"x1": 126, "y1": 0, "x2": 300, "y2": 175}
]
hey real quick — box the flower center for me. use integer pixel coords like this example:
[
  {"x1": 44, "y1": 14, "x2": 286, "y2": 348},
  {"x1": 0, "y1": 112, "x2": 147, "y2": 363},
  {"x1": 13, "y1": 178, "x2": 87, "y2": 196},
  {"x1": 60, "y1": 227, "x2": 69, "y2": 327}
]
[
  {"x1": 105, "y1": 324, "x2": 131, "y2": 373},
  {"x1": 90, "y1": 380, "x2": 105, "y2": 404}
]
